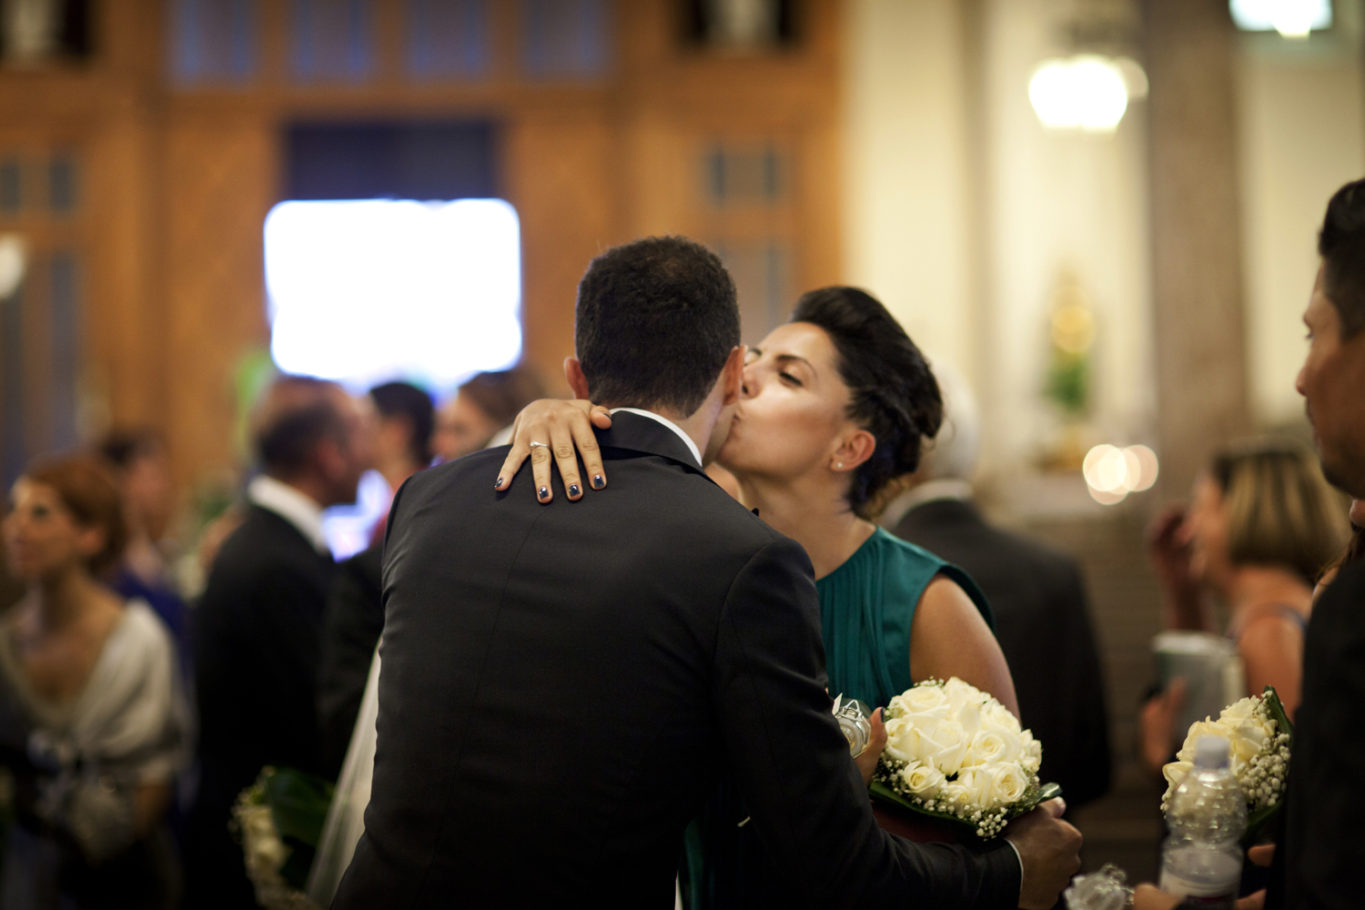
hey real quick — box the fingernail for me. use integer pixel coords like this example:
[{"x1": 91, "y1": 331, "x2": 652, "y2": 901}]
[
  {"x1": 569, "y1": 484, "x2": 581, "y2": 497},
  {"x1": 592, "y1": 475, "x2": 605, "y2": 490},
  {"x1": 538, "y1": 486, "x2": 550, "y2": 501},
  {"x1": 495, "y1": 477, "x2": 504, "y2": 489}
]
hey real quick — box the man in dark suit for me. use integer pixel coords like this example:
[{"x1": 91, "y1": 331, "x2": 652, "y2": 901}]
[
  {"x1": 885, "y1": 366, "x2": 1111, "y2": 809},
  {"x1": 1263, "y1": 179, "x2": 1365, "y2": 909},
  {"x1": 334, "y1": 236, "x2": 1081, "y2": 909},
  {"x1": 185, "y1": 375, "x2": 373, "y2": 909}
]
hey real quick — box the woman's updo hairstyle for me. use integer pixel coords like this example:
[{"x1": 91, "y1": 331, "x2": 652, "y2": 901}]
[{"x1": 789, "y1": 287, "x2": 942, "y2": 518}]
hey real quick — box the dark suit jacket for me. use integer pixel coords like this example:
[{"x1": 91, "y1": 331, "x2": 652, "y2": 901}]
[
  {"x1": 1267, "y1": 557, "x2": 1365, "y2": 909},
  {"x1": 893, "y1": 497, "x2": 1111, "y2": 808},
  {"x1": 335, "y1": 413, "x2": 1021, "y2": 909},
  {"x1": 186, "y1": 503, "x2": 335, "y2": 909},
  {"x1": 318, "y1": 543, "x2": 385, "y2": 777}
]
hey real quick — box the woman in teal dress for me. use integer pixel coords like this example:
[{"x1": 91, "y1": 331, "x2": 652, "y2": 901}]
[{"x1": 505, "y1": 286, "x2": 1018, "y2": 907}]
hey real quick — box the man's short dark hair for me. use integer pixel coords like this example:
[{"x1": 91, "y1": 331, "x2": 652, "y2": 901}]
[
  {"x1": 370, "y1": 381, "x2": 434, "y2": 466},
  {"x1": 574, "y1": 236, "x2": 739, "y2": 416},
  {"x1": 1319, "y1": 178, "x2": 1365, "y2": 338},
  {"x1": 252, "y1": 375, "x2": 350, "y2": 476}
]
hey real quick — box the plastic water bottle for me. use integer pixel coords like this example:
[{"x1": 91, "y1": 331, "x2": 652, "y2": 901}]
[{"x1": 1158, "y1": 735, "x2": 1246, "y2": 908}]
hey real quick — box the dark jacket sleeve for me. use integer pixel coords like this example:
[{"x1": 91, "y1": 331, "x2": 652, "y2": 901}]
[
  {"x1": 714, "y1": 537, "x2": 1021, "y2": 909},
  {"x1": 318, "y1": 545, "x2": 385, "y2": 778},
  {"x1": 1268, "y1": 560, "x2": 1365, "y2": 909}
]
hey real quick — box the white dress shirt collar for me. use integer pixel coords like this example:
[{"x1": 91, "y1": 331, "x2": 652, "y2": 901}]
[
  {"x1": 609, "y1": 407, "x2": 703, "y2": 468},
  {"x1": 247, "y1": 475, "x2": 330, "y2": 554}
]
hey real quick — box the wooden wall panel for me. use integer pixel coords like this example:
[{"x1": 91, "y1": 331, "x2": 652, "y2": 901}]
[
  {"x1": 87, "y1": 115, "x2": 159, "y2": 431},
  {"x1": 160, "y1": 117, "x2": 277, "y2": 494},
  {"x1": 505, "y1": 110, "x2": 621, "y2": 393}
]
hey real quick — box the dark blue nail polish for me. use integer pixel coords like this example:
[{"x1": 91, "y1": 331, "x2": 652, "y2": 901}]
[
  {"x1": 592, "y1": 475, "x2": 605, "y2": 490},
  {"x1": 569, "y1": 484, "x2": 581, "y2": 497},
  {"x1": 538, "y1": 486, "x2": 550, "y2": 500},
  {"x1": 495, "y1": 477, "x2": 504, "y2": 489}
]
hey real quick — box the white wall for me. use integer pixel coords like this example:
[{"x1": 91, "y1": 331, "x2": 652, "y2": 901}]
[
  {"x1": 840, "y1": 0, "x2": 977, "y2": 383},
  {"x1": 842, "y1": 0, "x2": 1365, "y2": 500},
  {"x1": 842, "y1": 0, "x2": 1153, "y2": 490},
  {"x1": 1235, "y1": 10, "x2": 1365, "y2": 427}
]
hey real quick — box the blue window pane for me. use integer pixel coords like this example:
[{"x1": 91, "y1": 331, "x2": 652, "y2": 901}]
[
  {"x1": 1, "y1": 274, "x2": 24, "y2": 487},
  {"x1": 48, "y1": 252, "x2": 81, "y2": 452},
  {"x1": 407, "y1": 0, "x2": 490, "y2": 79},
  {"x1": 292, "y1": 0, "x2": 374, "y2": 82},
  {"x1": 521, "y1": 0, "x2": 610, "y2": 79},
  {"x1": 0, "y1": 159, "x2": 21, "y2": 215},
  {"x1": 169, "y1": 0, "x2": 259, "y2": 85},
  {"x1": 49, "y1": 154, "x2": 78, "y2": 215}
]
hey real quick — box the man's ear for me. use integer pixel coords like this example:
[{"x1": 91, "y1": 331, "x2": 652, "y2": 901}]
[
  {"x1": 564, "y1": 356, "x2": 591, "y2": 400},
  {"x1": 720, "y1": 345, "x2": 746, "y2": 407}
]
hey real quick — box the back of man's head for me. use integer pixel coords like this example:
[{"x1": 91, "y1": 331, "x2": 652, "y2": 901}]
[
  {"x1": 370, "y1": 380, "x2": 435, "y2": 467},
  {"x1": 251, "y1": 375, "x2": 350, "y2": 479},
  {"x1": 574, "y1": 236, "x2": 739, "y2": 416},
  {"x1": 1319, "y1": 178, "x2": 1365, "y2": 338}
]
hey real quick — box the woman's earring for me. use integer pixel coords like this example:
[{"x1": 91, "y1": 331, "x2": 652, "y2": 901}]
[{"x1": 836, "y1": 461, "x2": 844, "y2": 469}]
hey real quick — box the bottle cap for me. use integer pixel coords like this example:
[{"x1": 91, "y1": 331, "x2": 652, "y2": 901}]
[{"x1": 1193, "y1": 734, "x2": 1230, "y2": 769}]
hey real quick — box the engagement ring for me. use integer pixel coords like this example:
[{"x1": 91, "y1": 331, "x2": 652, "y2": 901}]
[{"x1": 529, "y1": 441, "x2": 549, "y2": 448}]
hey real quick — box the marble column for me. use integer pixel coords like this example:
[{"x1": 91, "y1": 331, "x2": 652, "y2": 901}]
[{"x1": 1142, "y1": 0, "x2": 1252, "y2": 499}]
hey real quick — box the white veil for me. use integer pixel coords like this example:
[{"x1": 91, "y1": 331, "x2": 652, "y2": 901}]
[{"x1": 306, "y1": 648, "x2": 381, "y2": 906}]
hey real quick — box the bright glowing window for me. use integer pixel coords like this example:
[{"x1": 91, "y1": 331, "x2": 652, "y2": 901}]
[{"x1": 263, "y1": 198, "x2": 523, "y2": 391}]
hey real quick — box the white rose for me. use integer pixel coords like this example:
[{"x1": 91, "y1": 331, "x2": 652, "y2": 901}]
[
  {"x1": 921, "y1": 717, "x2": 970, "y2": 774},
  {"x1": 941, "y1": 677, "x2": 982, "y2": 715},
  {"x1": 982, "y1": 762, "x2": 1031, "y2": 807},
  {"x1": 1219, "y1": 697, "x2": 1260, "y2": 722},
  {"x1": 895, "y1": 684, "x2": 949, "y2": 716},
  {"x1": 1176, "y1": 721, "x2": 1225, "y2": 763},
  {"x1": 983, "y1": 701, "x2": 1023, "y2": 736},
  {"x1": 941, "y1": 778, "x2": 975, "y2": 811},
  {"x1": 884, "y1": 715, "x2": 933, "y2": 764},
  {"x1": 969, "y1": 715, "x2": 1024, "y2": 767},
  {"x1": 899, "y1": 760, "x2": 946, "y2": 798},
  {"x1": 1019, "y1": 731, "x2": 1042, "y2": 774},
  {"x1": 1162, "y1": 759, "x2": 1193, "y2": 794}
]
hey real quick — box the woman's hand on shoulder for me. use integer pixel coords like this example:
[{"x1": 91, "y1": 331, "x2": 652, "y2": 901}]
[{"x1": 494, "y1": 399, "x2": 612, "y2": 503}]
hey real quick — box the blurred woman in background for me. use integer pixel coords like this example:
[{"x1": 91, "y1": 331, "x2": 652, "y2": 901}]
[
  {"x1": 1140, "y1": 439, "x2": 1346, "y2": 774},
  {"x1": 0, "y1": 454, "x2": 189, "y2": 910}
]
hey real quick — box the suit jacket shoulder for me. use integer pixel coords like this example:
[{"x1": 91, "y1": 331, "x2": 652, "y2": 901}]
[{"x1": 1269, "y1": 558, "x2": 1365, "y2": 909}]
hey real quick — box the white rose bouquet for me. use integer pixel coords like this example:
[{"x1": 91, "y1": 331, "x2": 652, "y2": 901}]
[
  {"x1": 232, "y1": 766, "x2": 332, "y2": 910},
  {"x1": 870, "y1": 677, "x2": 1059, "y2": 840},
  {"x1": 1160, "y1": 685, "x2": 1292, "y2": 839}
]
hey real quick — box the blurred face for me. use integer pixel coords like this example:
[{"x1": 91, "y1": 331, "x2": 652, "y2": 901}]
[
  {"x1": 1297, "y1": 266, "x2": 1365, "y2": 498},
  {"x1": 433, "y1": 393, "x2": 501, "y2": 462},
  {"x1": 718, "y1": 322, "x2": 853, "y2": 482},
  {"x1": 3, "y1": 479, "x2": 98, "y2": 581},
  {"x1": 1180, "y1": 473, "x2": 1230, "y2": 586},
  {"x1": 324, "y1": 389, "x2": 375, "y2": 507},
  {"x1": 122, "y1": 446, "x2": 172, "y2": 538}
]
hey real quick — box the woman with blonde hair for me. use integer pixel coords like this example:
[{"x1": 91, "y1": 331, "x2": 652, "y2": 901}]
[{"x1": 1140, "y1": 438, "x2": 1346, "y2": 773}]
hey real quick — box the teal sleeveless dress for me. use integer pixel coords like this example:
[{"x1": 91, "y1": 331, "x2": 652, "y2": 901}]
[
  {"x1": 817, "y1": 527, "x2": 992, "y2": 708},
  {"x1": 681, "y1": 527, "x2": 994, "y2": 909}
]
